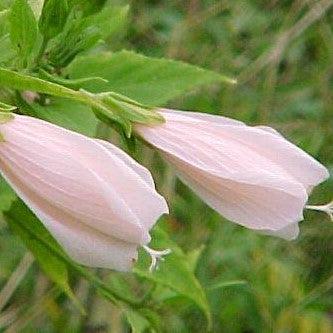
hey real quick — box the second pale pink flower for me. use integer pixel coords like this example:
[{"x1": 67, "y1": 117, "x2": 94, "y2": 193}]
[{"x1": 135, "y1": 109, "x2": 329, "y2": 240}]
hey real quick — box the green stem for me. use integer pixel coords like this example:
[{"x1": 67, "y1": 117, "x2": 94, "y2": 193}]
[
  {"x1": 0, "y1": 67, "x2": 117, "y2": 121},
  {"x1": 0, "y1": 67, "x2": 163, "y2": 137},
  {"x1": 0, "y1": 67, "x2": 78, "y2": 99}
]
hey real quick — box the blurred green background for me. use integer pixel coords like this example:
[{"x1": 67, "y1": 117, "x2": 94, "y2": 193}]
[{"x1": 1, "y1": 0, "x2": 333, "y2": 332}]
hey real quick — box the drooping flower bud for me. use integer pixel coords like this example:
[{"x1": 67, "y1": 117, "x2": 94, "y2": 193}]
[
  {"x1": 0, "y1": 113, "x2": 168, "y2": 271},
  {"x1": 135, "y1": 109, "x2": 329, "y2": 240}
]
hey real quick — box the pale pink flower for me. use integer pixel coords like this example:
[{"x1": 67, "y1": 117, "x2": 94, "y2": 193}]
[
  {"x1": 0, "y1": 114, "x2": 168, "y2": 271},
  {"x1": 135, "y1": 109, "x2": 329, "y2": 240}
]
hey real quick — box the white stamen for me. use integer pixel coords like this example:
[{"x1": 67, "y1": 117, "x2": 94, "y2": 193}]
[
  {"x1": 305, "y1": 201, "x2": 333, "y2": 221},
  {"x1": 143, "y1": 245, "x2": 171, "y2": 272}
]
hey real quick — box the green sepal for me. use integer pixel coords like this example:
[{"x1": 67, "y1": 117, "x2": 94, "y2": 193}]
[
  {"x1": 99, "y1": 92, "x2": 165, "y2": 126},
  {"x1": 92, "y1": 107, "x2": 132, "y2": 139},
  {"x1": 78, "y1": 89, "x2": 132, "y2": 137},
  {"x1": 0, "y1": 101, "x2": 17, "y2": 112}
]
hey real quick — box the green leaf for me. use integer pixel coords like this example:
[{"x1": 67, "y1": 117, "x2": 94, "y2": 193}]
[
  {"x1": 107, "y1": 274, "x2": 138, "y2": 305},
  {"x1": 8, "y1": 0, "x2": 37, "y2": 63},
  {"x1": 0, "y1": 8, "x2": 9, "y2": 37},
  {"x1": 47, "y1": 17, "x2": 100, "y2": 68},
  {"x1": 0, "y1": 177, "x2": 16, "y2": 213},
  {"x1": 47, "y1": 4, "x2": 128, "y2": 68},
  {"x1": 0, "y1": 35, "x2": 16, "y2": 65},
  {"x1": 187, "y1": 245, "x2": 205, "y2": 273},
  {"x1": 127, "y1": 308, "x2": 163, "y2": 333},
  {"x1": 4, "y1": 200, "x2": 83, "y2": 312},
  {"x1": 69, "y1": 0, "x2": 107, "y2": 16},
  {"x1": 84, "y1": 4, "x2": 129, "y2": 40},
  {"x1": 39, "y1": 0, "x2": 69, "y2": 41},
  {"x1": 31, "y1": 97, "x2": 98, "y2": 136},
  {"x1": 125, "y1": 309, "x2": 153, "y2": 333},
  {"x1": 134, "y1": 228, "x2": 211, "y2": 328},
  {"x1": 107, "y1": 275, "x2": 161, "y2": 331},
  {"x1": 68, "y1": 50, "x2": 236, "y2": 105}
]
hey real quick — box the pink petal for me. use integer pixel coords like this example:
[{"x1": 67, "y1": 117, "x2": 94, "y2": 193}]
[
  {"x1": 165, "y1": 153, "x2": 306, "y2": 231},
  {"x1": 210, "y1": 124, "x2": 329, "y2": 191},
  {"x1": 0, "y1": 161, "x2": 138, "y2": 271},
  {"x1": 258, "y1": 223, "x2": 299, "y2": 240},
  {"x1": 95, "y1": 139, "x2": 169, "y2": 229},
  {"x1": 159, "y1": 108, "x2": 245, "y2": 126}
]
